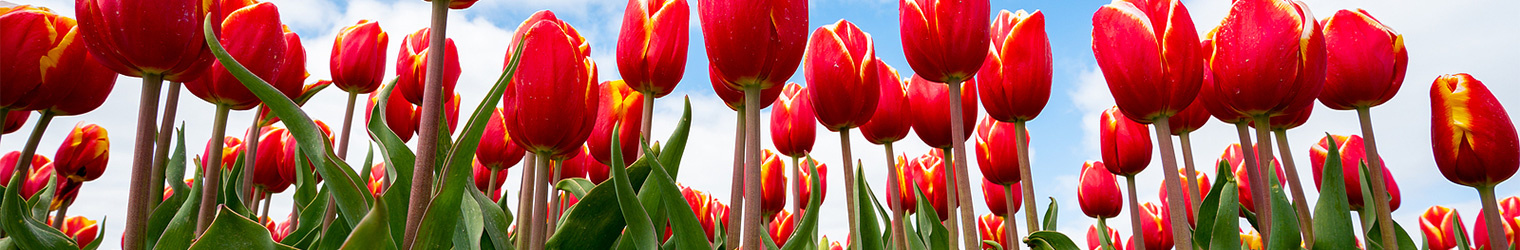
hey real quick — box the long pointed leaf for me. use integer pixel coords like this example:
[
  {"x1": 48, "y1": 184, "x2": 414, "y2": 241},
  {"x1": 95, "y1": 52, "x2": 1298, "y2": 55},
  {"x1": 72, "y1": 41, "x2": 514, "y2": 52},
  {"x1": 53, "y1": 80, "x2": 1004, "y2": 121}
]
[
  {"x1": 154, "y1": 167, "x2": 205, "y2": 250},
  {"x1": 1312, "y1": 135, "x2": 1359, "y2": 250},
  {"x1": 1, "y1": 167, "x2": 77, "y2": 249},
  {"x1": 1266, "y1": 163, "x2": 1302, "y2": 248},
  {"x1": 341, "y1": 196, "x2": 396, "y2": 250},
  {"x1": 609, "y1": 125, "x2": 659, "y2": 249},
  {"x1": 641, "y1": 140, "x2": 712, "y2": 250},
  {"x1": 188, "y1": 207, "x2": 300, "y2": 250},
  {"x1": 852, "y1": 165, "x2": 884, "y2": 250}
]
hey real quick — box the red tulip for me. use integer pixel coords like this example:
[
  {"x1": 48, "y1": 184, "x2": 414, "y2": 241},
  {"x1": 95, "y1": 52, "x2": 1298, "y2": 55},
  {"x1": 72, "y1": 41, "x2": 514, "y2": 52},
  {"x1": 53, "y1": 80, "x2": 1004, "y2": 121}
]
[
  {"x1": 162, "y1": 179, "x2": 194, "y2": 201},
  {"x1": 184, "y1": 2, "x2": 299, "y2": 110},
  {"x1": 59, "y1": 215, "x2": 99, "y2": 248},
  {"x1": 424, "y1": 0, "x2": 478, "y2": 9},
  {"x1": 1137, "y1": 202, "x2": 1173, "y2": 249},
  {"x1": 981, "y1": 178, "x2": 1021, "y2": 216},
  {"x1": 1091, "y1": 0, "x2": 1204, "y2": 123},
  {"x1": 768, "y1": 210, "x2": 796, "y2": 245},
  {"x1": 472, "y1": 158, "x2": 509, "y2": 202},
  {"x1": 1420, "y1": 206, "x2": 1467, "y2": 250},
  {"x1": 889, "y1": 153, "x2": 920, "y2": 212},
  {"x1": 976, "y1": 117, "x2": 1028, "y2": 185},
  {"x1": 898, "y1": 0, "x2": 989, "y2": 83},
  {"x1": 1320, "y1": 9, "x2": 1406, "y2": 110},
  {"x1": 52, "y1": 123, "x2": 109, "y2": 183},
  {"x1": 713, "y1": 198, "x2": 731, "y2": 228},
  {"x1": 587, "y1": 80, "x2": 645, "y2": 166},
  {"x1": 0, "y1": 6, "x2": 117, "y2": 114},
  {"x1": 1087, "y1": 224, "x2": 1123, "y2": 250},
  {"x1": 770, "y1": 82, "x2": 816, "y2": 158},
  {"x1": 760, "y1": 149, "x2": 787, "y2": 216},
  {"x1": 330, "y1": 20, "x2": 389, "y2": 93},
  {"x1": 1196, "y1": 50, "x2": 1251, "y2": 124},
  {"x1": 475, "y1": 108, "x2": 526, "y2": 172},
  {"x1": 19, "y1": 157, "x2": 56, "y2": 200},
  {"x1": 1158, "y1": 169, "x2": 1209, "y2": 224},
  {"x1": 1168, "y1": 97, "x2": 1210, "y2": 135},
  {"x1": 679, "y1": 186, "x2": 720, "y2": 241},
  {"x1": 977, "y1": 214, "x2": 1007, "y2": 249},
  {"x1": 75, "y1": 0, "x2": 213, "y2": 81},
  {"x1": 709, "y1": 67, "x2": 783, "y2": 111},
  {"x1": 367, "y1": 163, "x2": 385, "y2": 198},
  {"x1": 1100, "y1": 106, "x2": 1152, "y2": 176},
  {"x1": 795, "y1": 158, "x2": 828, "y2": 208},
  {"x1": 617, "y1": 0, "x2": 689, "y2": 98},
  {"x1": 366, "y1": 84, "x2": 418, "y2": 142},
  {"x1": 1265, "y1": 105, "x2": 1312, "y2": 130},
  {"x1": 260, "y1": 216, "x2": 293, "y2": 242},
  {"x1": 1079, "y1": 161, "x2": 1123, "y2": 219},
  {"x1": 1221, "y1": 143, "x2": 1286, "y2": 214},
  {"x1": 1310, "y1": 134, "x2": 1402, "y2": 211},
  {"x1": 395, "y1": 27, "x2": 461, "y2": 106},
  {"x1": 912, "y1": 149, "x2": 953, "y2": 219},
  {"x1": 1, "y1": 151, "x2": 48, "y2": 188},
  {"x1": 697, "y1": 0, "x2": 807, "y2": 90},
  {"x1": 559, "y1": 145, "x2": 603, "y2": 183},
  {"x1": 3, "y1": 110, "x2": 28, "y2": 134},
  {"x1": 1207, "y1": 0, "x2": 1326, "y2": 118},
  {"x1": 200, "y1": 136, "x2": 243, "y2": 171},
  {"x1": 977, "y1": 9, "x2": 1051, "y2": 123},
  {"x1": 1431, "y1": 73, "x2": 1520, "y2": 188},
  {"x1": 806, "y1": 19, "x2": 879, "y2": 131},
  {"x1": 1240, "y1": 229, "x2": 1264, "y2": 250},
  {"x1": 829, "y1": 241, "x2": 844, "y2": 250},
  {"x1": 283, "y1": 120, "x2": 333, "y2": 184},
  {"x1": 908, "y1": 74, "x2": 978, "y2": 149},
  {"x1": 1475, "y1": 199, "x2": 1520, "y2": 250},
  {"x1": 858, "y1": 62, "x2": 912, "y2": 144},
  {"x1": 503, "y1": 10, "x2": 600, "y2": 159},
  {"x1": 277, "y1": 25, "x2": 308, "y2": 88},
  {"x1": 252, "y1": 127, "x2": 293, "y2": 193}
]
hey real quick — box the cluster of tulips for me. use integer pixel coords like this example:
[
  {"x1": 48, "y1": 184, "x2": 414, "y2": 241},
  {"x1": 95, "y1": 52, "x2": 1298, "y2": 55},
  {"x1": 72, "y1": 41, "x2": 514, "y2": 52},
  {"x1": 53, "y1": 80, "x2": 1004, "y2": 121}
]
[{"x1": 1, "y1": 0, "x2": 1517, "y2": 249}]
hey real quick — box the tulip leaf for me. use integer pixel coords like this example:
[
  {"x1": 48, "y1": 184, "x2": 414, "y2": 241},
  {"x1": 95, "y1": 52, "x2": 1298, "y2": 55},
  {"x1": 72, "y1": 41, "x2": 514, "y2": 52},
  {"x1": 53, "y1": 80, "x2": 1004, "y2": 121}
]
[
  {"x1": 982, "y1": 240, "x2": 1004, "y2": 250},
  {"x1": 317, "y1": 214, "x2": 353, "y2": 250},
  {"x1": 147, "y1": 128, "x2": 191, "y2": 249},
  {"x1": 607, "y1": 125, "x2": 660, "y2": 250},
  {"x1": 1023, "y1": 231, "x2": 1080, "y2": 250},
  {"x1": 639, "y1": 140, "x2": 712, "y2": 250},
  {"x1": 912, "y1": 188, "x2": 949, "y2": 250},
  {"x1": 82, "y1": 217, "x2": 106, "y2": 250},
  {"x1": 188, "y1": 207, "x2": 299, "y2": 250},
  {"x1": 1266, "y1": 164, "x2": 1302, "y2": 248},
  {"x1": 27, "y1": 175, "x2": 56, "y2": 220},
  {"x1": 341, "y1": 195, "x2": 395, "y2": 250},
  {"x1": 216, "y1": 159, "x2": 255, "y2": 218},
  {"x1": 0, "y1": 167, "x2": 78, "y2": 249},
  {"x1": 780, "y1": 159, "x2": 825, "y2": 250},
  {"x1": 470, "y1": 186, "x2": 512, "y2": 250},
  {"x1": 368, "y1": 81, "x2": 417, "y2": 247},
  {"x1": 852, "y1": 165, "x2": 885, "y2": 250},
  {"x1": 1192, "y1": 160, "x2": 1235, "y2": 248},
  {"x1": 555, "y1": 178, "x2": 596, "y2": 199},
  {"x1": 1043, "y1": 197, "x2": 1059, "y2": 231},
  {"x1": 1359, "y1": 163, "x2": 1416, "y2": 250},
  {"x1": 1207, "y1": 168, "x2": 1242, "y2": 250},
  {"x1": 154, "y1": 167, "x2": 205, "y2": 250},
  {"x1": 281, "y1": 188, "x2": 330, "y2": 249},
  {"x1": 1363, "y1": 219, "x2": 1416, "y2": 250},
  {"x1": 451, "y1": 191, "x2": 485, "y2": 250},
  {"x1": 1311, "y1": 135, "x2": 1359, "y2": 250}
]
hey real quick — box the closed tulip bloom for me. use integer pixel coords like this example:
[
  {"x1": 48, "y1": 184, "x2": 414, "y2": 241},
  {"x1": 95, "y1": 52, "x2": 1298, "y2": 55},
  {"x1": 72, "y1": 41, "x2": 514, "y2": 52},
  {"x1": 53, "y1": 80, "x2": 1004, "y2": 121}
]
[
  {"x1": 977, "y1": 10, "x2": 1051, "y2": 123},
  {"x1": 3, "y1": 110, "x2": 28, "y2": 134},
  {"x1": 914, "y1": 149, "x2": 954, "y2": 219},
  {"x1": 52, "y1": 123, "x2": 109, "y2": 183},
  {"x1": 1168, "y1": 97, "x2": 1210, "y2": 135},
  {"x1": 560, "y1": 145, "x2": 606, "y2": 183},
  {"x1": 1320, "y1": 9, "x2": 1406, "y2": 110},
  {"x1": 283, "y1": 120, "x2": 333, "y2": 184},
  {"x1": 1137, "y1": 202, "x2": 1173, "y2": 249},
  {"x1": 978, "y1": 214, "x2": 1007, "y2": 249},
  {"x1": 252, "y1": 127, "x2": 294, "y2": 193},
  {"x1": 976, "y1": 117, "x2": 1028, "y2": 185},
  {"x1": 709, "y1": 68, "x2": 783, "y2": 111},
  {"x1": 1100, "y1": 107, "x2": 1152, "y2": 176},
  {"x1": 1087, "y1": 224, "x2": 1123, "y2": 250},
  {"x1": 1158, "y1": 169, "x2": 1209, "y2": 224},
  {"x1": 1208, "y1": 0, "x2": 1326, "y2": 118},
  {"x1": 58, "y1": 215, "x2": 99, "y2": 248},
  {"x1": 806, "y1": 19, "x2": 879, "y2": 130},
  {"x1": 200, "y1": 136, "x2": 243, "y2": 171},
  {"x1": 184, "y1": 2, "x2": 299, "y2": 110},
  {"x1": 472, "y1": 158, "x2": 509, "y2": 202},
  {"x1": 1221, "y1": 143, "x2": 1286, "y2": 213},
  {"x1": 899, "y1": 0, "x2": 990, "y2": 83},
  {"x1": 367, "y1": 163, "x2": 385, "y2": 198},
  {"x1": 0, "y1": 151, "x2": 48, "y2": 188},
  {"x1": 276, "y1": 26, "x2": 308, "y2": 88},
  {"x1": 1431, "y1": 73, "x2": 1520, "y2": 187},
  {"x1": 476, "y1": 108, "x2": 526, "y2": 171},
  {"x1": 1079, "y1": 161, "x2": 1123, "y2": 218},
  {"x1": 587, "y1": 80, "x2": 645, "y2": 166},
  {"x1": 1421, "y1": 206, "x2": 1467, "y2": 250},
  {"x1": 981, "y1": 178, "x2": 1021, "y2": 216},
  {"x1": 759, "y1": 149, "x2": 788, "y2": 216},
  {"x1": 503, "y1": 11, "x2": 600, "y2": 159},
  {"x1": 697, "y1": 0, "x2": 807, "y2": 90},
  {"x1": 1266, "y1": 105, "x2": 1312, "y2": 130},
  {"x1": 1091, "y1": 0, "x2": 1204, "y2": 123},
  {"x1": 908, "y1": 75, "x2": 978, "y2": 149},
  {"x1": 1475, "y1": 202, "x2": 1520, "y2": 250},
  {"x1": 424, "y1": 0, "x2": 478, "y2": 9},
  {"x1": 829, "y1": 241, "x2": 844, "y2": 250},
  {"x1": 889, "y1": 153, "x2": 920, "y2": 212},
  {"x1": 395, "y1": 27, "x2": 461, "y2": 105},
  {"x1": 680, "y1": 186, "x2": 720, "y2": 241},
  {"x1": 713, "y1": 199, "x2": 731, "y2": 228},
  {"x1": 617, "y1": 0, "x2": 689, "y2": 97},
  {"x1": 1311, "y1": 134, "x2": 1402, "y2": 211},
  {"x1": 75, "y1": 0, "x2": 213, "y2": 81},
  {"x1": 0, "y1": 5, "x2": 56, "y2": 109},
  {"x1": 366, "y1": 85, "x2": 418, "y2": 142},
  {"x1": 330, "y1": 20, "x2": 389, "y2": 93},
  {"x1": 21, "y1": 160, "x2": 56, "y2": 199},
  {"x1": 770, "y1": 83, "x2": 816, "y2": 158},
  {"x1": 859, "y1": 63, "x2": 912, "y2": 144},
  {"x1": 1, "y1": 6, "x2": 118, "y2": 114},
  {"x1": 795, "y1": 158, "x2": 828, "y2": 207},
  {"x1": 768, "y1": 210, "x2": 797, "y2": 245}
]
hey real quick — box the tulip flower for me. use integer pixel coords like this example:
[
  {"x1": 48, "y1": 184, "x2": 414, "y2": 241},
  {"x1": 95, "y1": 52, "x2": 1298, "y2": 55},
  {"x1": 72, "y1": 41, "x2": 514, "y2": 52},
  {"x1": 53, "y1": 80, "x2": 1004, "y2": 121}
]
[
  {"x1": 806, "y1": 19, "x2": 879, "y2": 131},
  {"x1": 759, "y1": 149, "x2": 788, "y2": 216},
  {"x1": 1157, "y1": 169, "x2": 1209, "y2": 224},
  {"x1": 331, "y1": 20, "x2": 389, "y2": 94},
  {"x1": 976, "y1": 9, "x2": 1051, "y2": 123},
  {"x1": 1100, "y1": 107, "x2": 1151, "y2": 176},
  {"x1": 1240, "y1": 229, "x2": 1264, "y2": 250},
  {"x1": 2, "y1": 110, "x2": 27, "y2": 134},
  {"x1": 199, "y1": 136, "x2": 242, "y2": 172},
  {"x1": 367, "y1": 163, "x2": 386, "y2": 198},
  {"x1": 476, "y1": 108, "x2": 527, "y2": 171},
  {"x1": 57, "y1": 215, "x2": 99, "y2": 248},
  {"x1": 1219, "y1": 143, "x2": 1286, "y2": 214},
  {"x1": 713, "y1": 199, "x2": 731, "y2": 228},
  {"x1": 185, "y1": 2, "x2": 299, "y2": 111},
  {"x1": 0, "y1": 6, "x2": 118, "y2": 115},
  {"x1": 1320, "y1": 9, "x2": 1406, "y2": 111},
  {"x1": 19, "y1": 159, "x2": 58, "y2": 200},
  {"x1": 977, "y1": 214, "x2": 1007, "y2": 250},
  {"x1": 1432, "y1": 73, "x2": 1520, "y2": 249},
  {"x1": 890, "y1": 153, "x2": 920, "y2": 213},
  {"x1": 768, "y1": 210, "x2": 796, "y2": 245},
  {"x1": 829, "y1": 241, "x2": 844, "y2": 250},
  {"x1": 770, "y1": 82, "x2": 815, "y2": 158},
  {"x1": 1079, "y1": 161, "x2": 1123, "y2": 219},
  {"x1": 249, "y1": 127, "x2": 293, "y2": 194},
  {"x1": 710, "y1": 69, "x2": 783, "y2": 111},
  {"x1": 617, "y1": 0, "x2": 689, "y2": 99},
  {"x1": 1421, "y1": 206, "x2": 1468, "y2": 250},
  {"x1": 282, "y1": 120, "x2": 334, "y2": 185},
  {"x1": 859, "y1": 63, "x2": 912, "y2": 145},
  {"x1": 898, "y1": 0, "x2": 989, "y2": 83},
  {"x1": 1136, "y1": 202, "x2": 1173, "y2": 249},
  {"x1": 1208, "y1": 0, "x2": 1325, "y2": 119},
  {"x1": 1091, "y1": 0, "x2": 1204, "y2": 123},
  {"x1": 471, "y1": 159, "x2": 509, "y2": 202},
  {"x1": 503, "y1": 10, "x2": 599, "y2": 160},
  {"x1": 1087, "y1": 224, "x2": 1122, "y2": 250},
  {"x1": 74, "y1": 0, "x2": 212, "y2": 81},
  {"x1": 794, "y1": 158, "x2": 828, "y2": 213},
  {"x1": 909, "y1": 75, "x2": 979, "y2": 149},
  {"x1": 1311, "y1": 134, "x2": 1402, "y2": 211},
  {"x1": 366, "y1": 84, "x2": 418, "y2": 141},
  {"x1": 556, "y1": 146, "x2": 597, "y2": 183},
  {"x1": 1, "y1": 151, "x2": 49, "y2": 188},
  {"x1": 981, "y1": 178, "x2": 1022, "y2": 216},
  {"x1": 680, "y1": 186, "x2": 720, "y2": 241},
  {"x1": 911, "y1": 149, "x2": 954, "y2": 220},
  {"x1": 587, "y1": 80, "x2": 645, "y2": 166},
  {"x1": 52, "y1": 123, "x2": 109, "y2": 183},
  {"x1": 1475, "y1": 205, "x2": 1520, "y2": 250},
  {"x1": 395, "y1": 27, "x2": 461, "y2": 106},
  {"x1": 976, "y1": 117, "x2": 1028, "y2": 185}
]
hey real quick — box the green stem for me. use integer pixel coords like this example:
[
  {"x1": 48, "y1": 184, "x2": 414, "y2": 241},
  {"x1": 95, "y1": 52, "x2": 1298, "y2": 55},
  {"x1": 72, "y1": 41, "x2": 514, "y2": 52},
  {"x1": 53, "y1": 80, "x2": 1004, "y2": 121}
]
[
  {"x1": 1178, "y1": 132, "x2": 1202, "y2": 209},
  {"x1": 194, "y1": 105, "x2": 231, "y2": 235},
  {"x1": 725, "y1": 110, "x2": 745, "y2": 249},
  {"x1": 1480, "y1": 186, "x2": 1507, "y2": 250},
  {"x1": 1251, "y1": 116, "x2": 1275, "y2": 240},
  {"x1": 1125, "y1": 175, "x2": 1146, "y2": 250},
  {"x1": 402, "y1": 0, "x2": 451, "y2": 248},
  {"x1": 946, "y1": 80, "x2": 974, "y2": 250},
  {"x1": 1014, "y1": 120, "x2": 1039, "y2": 233},
  {"x1": 840, "y1": 129, "x2": 861, "y2": 250},
  {"x1": 1004, "y1": 184, "x2": 1019, "y2": 250},
  {"x1": 885, "y1": 142, "x2": 907, "y2": 250},
  {"x1": 123, "y1": 73, "x2": 165, "y2": 250},
  {"x1": 1097, "y1": 217, "x2": 1115, "y2": 250},
  {"x1": 1274, "y1": 129, "x2": 1315, "y2": 245},
  {"x1": 742, "y1": 85, "x2": 763, "y2": 250},
  {"x1": 514, "y1": 153, "x2": 538, "y2": 250},
  {"x1": 791, "y1": 155, "x2": 801, "y2": 226},
  {"x1": 149, "y1": 81, "x2": 183, "y2": 209},
  {"x1": 641, "y1": 91, "x2": 654, "y2": 157},
  {"x1": 1356, "y1": 107, "x2": 1398, "y2": 250},
  {"x1": 1151, "y1": 117, "x2": 1194, "y2": 249}
]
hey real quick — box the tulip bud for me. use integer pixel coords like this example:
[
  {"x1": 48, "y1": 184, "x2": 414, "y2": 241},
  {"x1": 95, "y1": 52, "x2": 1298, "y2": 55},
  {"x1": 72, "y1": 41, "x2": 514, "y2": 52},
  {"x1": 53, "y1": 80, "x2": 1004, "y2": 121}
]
[
  {"x1": 283, "y1": 120, "x2": 333, "y2": 184},
  {"x1": 587, "y1": 80, "x2": 645, "y2": 166},
  {"x1": 504, "y1": 11, "x2": 600, "y2": 160},
  {"x1": 859, "y1": 63, "x2": 912, "y2": 144},
  {"x1": 1168, "y1": 97, "x2": 1210, "y2": 135},
  {"x1": 1420, "y1": 206, "x2": 1467, "y2": 250},
  {"x1": 1310, "y1": 134, "x2": 1402, "y2": 211},
  {"x1": 710, "y1": 67, "x2": 783, "y2": 111},
  {"x1": 200, "y1": 136, "x2": 243, "y2": 172},
  {"x1": 899, "y1": 0, "x2": 989, "y2": 83},
  {"x1": 75, "y1": 0, "x2": 214, "y2": 81},
  {"x1": 558, "y1": 145, "x2": 600, "y2": 183},
  {"x1": 759, "y1": 149, "x2": 788, "y2": 216},
  {"x1": 184, "y1": 2, "x2": 300, "y2": 110},
  {"x1": 51, "y1": 123, "x2": 109, "y2": 183},
  {"x1": 1, "y1": 151, "x2": 47, "y2": 187},
  {"x1": 16, "y1": 157, "x2": 56, "y2": 199},
  {"x1": 366, "y1": 84, "x2": 418, "y2": 142},
  {"x1": 770, "y1": 83, "x2": 816, "y2": 158},
  {"x1": 1087, "y1": 224, "x2": 1123, "y2": 250},
  {"x1": 680, "y1": 186, "x2": 720, "y2": 241},
  {"x1": 3, "y1": 110, "x2": 28, "y2": 134},
  {"x1": 1092, "y1": 0, "x2": 1204, "y2": 123},
  {"x1": 981, "y1": 178, "x2": 1021, "y2": 216},
  {"x1": 829, "y1": 241, "x2": 844, "y2": 250},
  {"x1": 976, "y1": 117, "x2": 1028, "y2": 185},
  {"x1": 1100, "y1": 107, "x2": 1152, "y2": 176},
  {"x1": 795, "y1": 158, "x2": 828, "y2": 208},
  {"x1": 1207, "y1": 0, "x2": 1326, "y2": 118},
  {"x1": 0, "y1": 6, "x2": 118, "y2": 114},
  {"x1": 1475, "y1": 203, "x2": 1520, "y2": 250},
  {"x1": 698, "y1": 0, "x2": 807, "y2": 90},
  {"x1": 395, "y1": 27, "x2": 461, "y2": 106},
  {"x1": 806, "y1": 19, "x2": 880, "y2": 131},
  {"x1": 58, "y1": 215, "x2": 99, "y2": 247},
  {"x1": 1321, "y1": 9, "x2": 1407, "y2": 110},
  {"x1": 977, "y1": 214, "x2": 1007, "y2": 249},
  {"x1": 712, "y1": 199, "x2": 731, "y2": 228},
  {"x1": 1220, "y1": 143, "x2": 1286, "y2": 214},
  {"x1": 1137, "y1": 202, "x2": 1173, "y2": 249},
  {"x1": 252, "y1": 127, "x2": 294, "y2": 193},
  {"x1": 367, "y1": 163, "x2": 385, "y2": 198},
  {"x1": 912, "y1": 149, "x2": 954, "y2": 220},
  {"x1": 978, "y1": 9, "x2": 1051, "y2": 123},
  {"x1": 1079, "y1": 161, "x2": 1122, "y2": 219},
  {"x1": 476, "y1": 108, "x2": 527, "y2": 171},
  {"x1": 767, "y1": 210, "x2": 797, "y2": 245},
  {"x1": 909, "y1": 74, "x2": 978, "y2": 149},
  {"x1": 331, "y1": 20, "x2": 389, "y2": 94},
  {"x1": 1158, "y1": 169, "x2": 1209, "y2": 224},
  {"x1": 889, "y1": 153, "x2": 919, "y2": 212},
  {"x1": 1430, "y1": 73, "x2": 1519, "y2": 188},
  {"x1": 617, "y1": 0, "x2": 690, "y2": 98},
  {"x1": 471, "y1": 158, "x2": 509, "y2": 202}
]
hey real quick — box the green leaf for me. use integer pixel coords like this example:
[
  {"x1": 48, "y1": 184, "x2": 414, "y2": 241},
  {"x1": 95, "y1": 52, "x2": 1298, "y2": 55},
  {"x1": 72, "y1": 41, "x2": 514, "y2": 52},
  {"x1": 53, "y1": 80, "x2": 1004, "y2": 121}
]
[
  {"x1": 852, "y1": 165, "x2": 884, "y2": 250},
  {"x1": 1193, "y1": 160, "x2": 1236, "y2": 248},
  {"x1": 1, "y1": 169, "x2": 77, "y2": 249},
  {"x1": 544, "y1": 175, "x2": 623, "y2": 249},
  {"x1": 912, "y1": 188, "x2": 949, "y2": 250},
  {"x1": 27, "y1": 175, "x2": 56, "y2": 220},
  {"x1": 188, "y1": 207, "x2": 299, "y2": 250},
  {"x1": 1023, "y1": 231, "x2": 1080, "y2": 250},
  {"x1": 1266, "y1": 163, "x2": 1302, "y2": 248},
  {"x1": 166, "y1": 126, "x2": 191, "y2": 198},
  {"x1": 369, "y1": 81, "x2": 416, "y2": 248},
  {"x1": 452, "y1": 191, "x2": 485, "y2": 250},
  {"x1": 555, "y1": 178, "x2": 596, "y2": 200},
  {"x1": 608, "y1": 125, "x2": 659, "y2": 250},
  {"x1": 780, "y1": 160, "x2": 826, "y2": 250},
  {"x1": 1207, "y1": 164, "x2": 1242, "y2": 250},
  {"x1": 154, "y1": 167, "x2": 205, "y2": 250},
  {"x1": 1311, "y1": 135, "x2": 1359, "y2": 250},
  {"x1": 471, "y1": 186, "x2": 512, "y2": 250},
  {"x1": 216, "y1": 159, "x2": 253, "y2": 217},
  {"x1": 1364, "y1": 219, "x2": 1417, "y2": 250},
  {"x1": 342, "y1": 195, "x2": 396, "y2": 250},
  {"x1": 147, "y1": 126, "x2": 193, "y2": 250},
  {"x1": 282, "y1": 188, "x2": 329, "y2": 249},
  {"x1": 1042, "y1": 197, "x2": 1059, "y2": 231},
  {"x1": 639, "y1": 140, "x2": 712, "y2": 250},
  {"x1": 317, "y1": 213, "x2": 352, "y2": 250}
]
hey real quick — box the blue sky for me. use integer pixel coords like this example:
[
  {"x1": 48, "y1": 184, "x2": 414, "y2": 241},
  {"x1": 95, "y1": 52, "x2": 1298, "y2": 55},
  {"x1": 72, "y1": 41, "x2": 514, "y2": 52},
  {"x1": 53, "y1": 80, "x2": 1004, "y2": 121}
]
[{"x1": 8, "y1": 0, "x2": 1520, "y2": 248}]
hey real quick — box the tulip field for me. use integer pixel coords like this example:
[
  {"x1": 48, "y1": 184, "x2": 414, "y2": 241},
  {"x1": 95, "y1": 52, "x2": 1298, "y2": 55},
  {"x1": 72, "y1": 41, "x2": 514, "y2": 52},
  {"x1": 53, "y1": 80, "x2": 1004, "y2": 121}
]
[{"x1": 2, "y1": 0, "x2": 1518, "y2": 249}]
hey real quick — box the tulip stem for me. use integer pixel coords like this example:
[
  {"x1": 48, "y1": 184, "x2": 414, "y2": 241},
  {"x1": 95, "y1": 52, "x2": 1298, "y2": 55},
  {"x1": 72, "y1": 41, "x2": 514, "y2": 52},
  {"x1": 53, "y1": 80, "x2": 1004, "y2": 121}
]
[
  {"x1": 324, "y1": 92, "x2": 361, "y2": 231},
  {"x1": 124, "y1": 74, "x2": 165, "y2": 250},
  {"x1": 940, "y1": 147, "x2": 962, "y2": 250},
  {"x1": 403, "y1": 0, "x2": 452, "y2": 248},
  {"x1": 1013, "y1": 120, "x2": 1039, "y2": 233},
  {"x1": 51, "y1": 192, "x2": 73, "y2": 229},
  {"x1": 1004, "y1": 184, "x2": 1020, "y2": 250},
  {"x1": 195, "y1": 105, "x2": 231, "y2": 235},
  {"x1": 514, "y1": 153, "x2": 538, "y2": 250},
  {"x1": 1232, "y1": 122, "x2": 1267, "y2": 230},
  {"x1": 726, "y1": 110, "x2": 745, "y2": 249},
  {"x1": 839, "y1": 129, "x2": 862, "y2": 250},
  {"x1": 946, "y1": 80, "x2": 976, "y2": 250},
  {"x1": 1250, "y1": 116, "x2": 1276, "y2": 240},
  {"x1": 7, "y1": 112, "x2": 53, "y2": 182},
  {"x1": 487, "y1": 168, "x2": 499, "y2": 204},
  {"x1": 1480, "y1": 185, "x2": 1508, "y2": 250},
  {"x1": 1096, "y1": 217, "x2": 1115, "y2": 250},
  {"x1": 243, "y1": 106, "x2": 264, "y2": 210},
  {"x1": 1123, "y1": 175, "x2": 1146, "y2": 250},
  {"x1": 1178, "y1": 132, "x2": 1202, "y2": 209},
  {"x1": 641, "y1": 92, "x2": 654, "y2": 157},
  {"x1": 149, "y1": 81, "x2": 183, "y2": 209},
  {"x1": 1356, "y1": 107, "x2": 1398, "y2": 250},
  {"x1": 742, "y1": 86, "x2": 764, "y2": 250},
  {"x1": 542, "y1": 159, "x2": 563, "y2": 245},
  {"x1": 1273, "y1": 129, "x2": 1315, "y2": 244},
  {"x1": 261, "y1": 191, "x2": 273, "y2": 225},
  {"x1": 1150, "y1": 117, "x2": 1195, "y2": 249},
  {"x1": 791, "y1": 155, "x2": 801, "y2": 226},
  {"x1": 884, "y1": 142, "x2": 907, "y2": 250}
]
